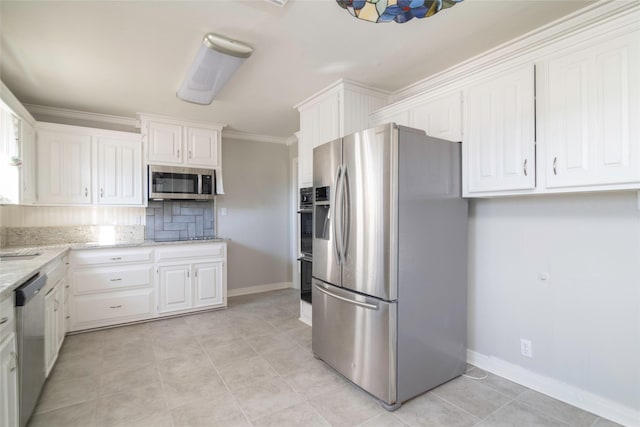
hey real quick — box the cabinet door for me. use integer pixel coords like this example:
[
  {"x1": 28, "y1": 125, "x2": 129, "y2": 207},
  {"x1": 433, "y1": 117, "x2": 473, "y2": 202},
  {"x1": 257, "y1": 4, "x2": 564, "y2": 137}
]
[
  {"x1": 411, "y1": 92, "x2": 462, "y2": 142},
  {"x1": 97, "y1": 137, "x2": 142, "y2": 205},
  {"x1": 147, "y1": 121, "x2": 182, "y2": 164},
  {"x1": 544, "y1": 33, "x2": 640, "y2": 188},
  {"x1": 185, "y1": 127, "x2": 220, "y2": 168},
  {"x1": 44, "y1": 286, "x2": 59, "y2": 375},
  {"x1": 0, "y1": 332, "x2": 19, "y2": 427},
  {"x1": 0, "y1": 109, "x2": 20, "y2": 204},
  {"x1": 56, "y1": 281, "x2": 66, "y2": 351},
  {"x1": 465, "y1": 65, "x2": 536, "y2": 194},
  {"x1": 20, "y1": 121, "x2": 37, "y2": 204},
  {"x1": 193, "y1": 261, "x2": 224, "y2": 308},
  {"x1": 298, "y1": 109, "x2": 314, "y2": 188},
  {"x1": 38, "y1": 131, "x2": 92, "y2": 204},
  {"x1": 158, "y1": 264, "x2": 191, "y2": 313},
  {"x1": 316, "y1": 93, "x2": 341, "y2": 147}
]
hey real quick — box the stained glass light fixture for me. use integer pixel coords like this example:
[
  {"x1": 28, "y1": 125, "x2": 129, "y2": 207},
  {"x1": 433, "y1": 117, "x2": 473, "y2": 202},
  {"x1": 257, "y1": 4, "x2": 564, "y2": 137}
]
[{"x1": 336, "y1": 0, "x2": 463, "y2": 23}]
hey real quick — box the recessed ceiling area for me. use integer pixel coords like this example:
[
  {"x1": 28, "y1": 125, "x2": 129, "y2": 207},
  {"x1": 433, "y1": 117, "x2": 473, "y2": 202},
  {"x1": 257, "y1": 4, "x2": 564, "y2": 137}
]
[{"x1": 0, "y1": 0, "x2": 594, "y2": 138}]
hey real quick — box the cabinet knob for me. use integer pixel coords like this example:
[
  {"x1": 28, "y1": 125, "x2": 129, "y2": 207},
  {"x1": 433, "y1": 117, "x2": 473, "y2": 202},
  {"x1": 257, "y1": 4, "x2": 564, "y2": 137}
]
[
  {"x1": 10, "y1": 352, "x2": 18, "y2": 372},
  {"x1": 110, "y1": 278, "x2": 122, "y2": 282},
  {"x1": 0, "y1": 317, "x2": 8, "y2": 325},
  {"x1": 100, "y1": 188, "x2": 104, "y2": 198},
  {"x1": 523, "y1": 159, "x2": 528, "y2": 177},
  {"x1": 84, "y1": 187, "x2": 88, "y2": 197},
  {"x1": 188, "y1": 150, "x2": 192, "y2": 159},
  {"x1": 109, "y1": 305, "x2": 123, "y2": 309},
  {"x1": 110, "y1": 257, "x2": 122, "y2": 261},
  {"x1": 177, "y1": 149, "x2": 180, "y2": 158},
  {"x1": 553, "y1": 157, "x2": 558, "y2": 175}
]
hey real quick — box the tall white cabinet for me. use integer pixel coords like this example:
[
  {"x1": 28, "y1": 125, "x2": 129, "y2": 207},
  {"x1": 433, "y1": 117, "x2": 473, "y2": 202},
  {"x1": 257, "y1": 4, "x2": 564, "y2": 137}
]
[
  {"x1": 295, "y1": 80, "x2": 388, "y2": 188},
  {"x1": 96, "y1": 136, "x2": 143, "y2": 205}
]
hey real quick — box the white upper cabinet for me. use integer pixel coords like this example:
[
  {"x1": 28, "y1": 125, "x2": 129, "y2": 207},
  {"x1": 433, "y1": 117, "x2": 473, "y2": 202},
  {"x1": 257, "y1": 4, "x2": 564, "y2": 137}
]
[
  {"x1": 38, "y1": 130, "x2": 92, "y2": 205},
  {"x1": 539, "y1": 32, "x2": 640, "y2": 189},
  {"x1": 464, "y1": 65, "x2": 536, "y2": 195},
  {"x1": 410, "y1": 92, "x2": 463, "y2": 142},
  {"x1": 295, "y1": 80, "x2": 388, "y2": 188},
  {"x1": 147, "y1": 121, "x2": 182, "y2": 164},
  {"x1": 141, "y1": 114, "x2": 223, "y2": 169},
  {"x1": 97, "y1": 135, "x2": 143, "y2": 205},
  {"x1": 185, "y1": 126, "x2": 220, "y2": 167},
  {"x1": 20, "y1": 120, "x2": 37, "y2": 204},
  {"x1": 37, "y1": 123, "x2": 143, "y2": 206}
]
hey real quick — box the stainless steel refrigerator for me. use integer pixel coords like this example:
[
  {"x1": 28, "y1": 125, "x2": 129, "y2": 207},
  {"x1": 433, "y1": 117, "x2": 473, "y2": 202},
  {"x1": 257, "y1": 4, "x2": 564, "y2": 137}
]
[{"x1": 312, "y1": 123, "x2": 468, "y2": 410}]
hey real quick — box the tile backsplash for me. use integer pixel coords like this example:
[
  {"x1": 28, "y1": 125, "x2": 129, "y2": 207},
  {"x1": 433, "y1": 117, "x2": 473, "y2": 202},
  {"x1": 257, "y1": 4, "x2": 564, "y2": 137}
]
[{"x1": 146, "y1": 200, "x2": 215, "y2": 241}]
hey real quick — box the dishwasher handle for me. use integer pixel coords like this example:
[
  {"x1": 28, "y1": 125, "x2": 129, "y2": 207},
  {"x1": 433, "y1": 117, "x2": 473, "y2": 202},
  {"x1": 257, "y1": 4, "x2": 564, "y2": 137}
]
[{"x1": 15, "y1": 274, "x2": 48, "y2": 306}]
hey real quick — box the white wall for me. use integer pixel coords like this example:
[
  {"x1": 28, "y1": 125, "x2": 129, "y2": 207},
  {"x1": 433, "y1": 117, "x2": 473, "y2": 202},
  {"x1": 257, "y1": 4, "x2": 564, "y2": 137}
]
[
  {"x1": 468, "y1": 191, "x2": 640, "y2": 414},
  {"x1": 217, "y1": 137, "x2": 291, "y2": 291}
]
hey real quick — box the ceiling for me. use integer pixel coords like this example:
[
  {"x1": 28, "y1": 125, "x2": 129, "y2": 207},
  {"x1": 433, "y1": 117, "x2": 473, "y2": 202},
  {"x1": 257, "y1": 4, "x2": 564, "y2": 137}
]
[{"x1": 0, "y1": 0, "x2": 594, "y2": 139}]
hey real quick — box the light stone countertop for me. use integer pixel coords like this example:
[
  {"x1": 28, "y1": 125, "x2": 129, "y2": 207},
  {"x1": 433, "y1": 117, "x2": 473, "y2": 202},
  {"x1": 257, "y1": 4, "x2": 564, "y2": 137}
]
[{"x1": 0, "y1": 238, "x2": 228, "y2": 300}]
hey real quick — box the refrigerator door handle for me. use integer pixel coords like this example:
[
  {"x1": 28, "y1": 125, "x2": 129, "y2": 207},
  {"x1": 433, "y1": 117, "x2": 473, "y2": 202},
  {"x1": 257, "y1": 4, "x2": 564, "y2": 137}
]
[
  {"x1": 333, "y1": 165, "x2": 343, "y2": 263},
  {"x1": 314, "y1": 283, "x2": 379, "y2": 310},
  {"x1": 341, "y1": 165, "x2": 350, "y2": 261}
]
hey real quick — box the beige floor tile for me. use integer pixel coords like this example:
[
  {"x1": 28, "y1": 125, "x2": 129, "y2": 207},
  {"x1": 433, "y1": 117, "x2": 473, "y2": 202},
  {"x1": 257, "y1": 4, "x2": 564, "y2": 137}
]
[
  {"x1": 152, "y1": 334, "x2": 206, "y2": 360},
  {"x1": 157, "y1": 351, "x2": 216, "y2": 383},
  {"x1": 232, "y1": 376, "x2": 304, "y2": 420},
  {"x1": 28, "y1": 401, "x2": 97, "y2": 427},
  {"x1": 477, "y1": 400, "x2": 567, "y2": 427},
  {"x1": 252, "y1": 401, "x2": 330, "y2": 427},
  {"x1": 282, "y1": 362, "x2": 346, "y2": 398},
  {"x1": 431, "y1": 376, "x2": 512, "y2": 419},
  {"x1": 99, "y1": 364, "x2": 161, "y2": 396},
  {"x1": 358, "y1": 412, "x2": 410, "y2": 427},
  {"x1": 217, "y1": 356, "x2": 278, "y2": 391},
  {"x1": 517, "y1": 390, "x2": 598, "y2": 426},
  {"x1": 287, "y1": 326, "x2": 312, "y2": 349},
  {"x1": 466, "y1": 367, "x2": 528, "y2": 398},
  {"x1": 147, "y1": 317, "x2": 196, "y2": 338},
  {"x1": 35, "y1": 375, "x2": 98, "y2": 414},
  {"x1": 101, "y1": 343, "x2": 156, "y2": 373},
  {"x1": 395, "y1": 393, "x2": 479, "y2": 427},
  {"x1": 263, "y1": 347, "x2": 318, "y2": 375},
  {"x1": 162, "y1": 371, "x2": 228, "y2": 409},
  {"x1": 197, "y1": 327, "x2": 243, "y2": 348},
  {"x1": 205, "y1": 339, "x2": 257, "y2": 367},
  {"x1": 311, "y1": 383, "x2": 384, "y2": 427},
  {"x1": 170, "y1": 392, "x2": 247, "y2": 427},
  {"x1": 245, "y1": 331, "x2": 297, "y2": 355},
  {"x1": 59, "y1": 333, "x2": 104, "y2": 358},
  {"x1": 119, "y1": 411, "x2": 174, "y2": 427},
  {"x1": 228, "y1": 318, "x2": 277, "y2": 338},
  {"x1": 96, "y1": 383, "x2": 167, "y2": 427},
  {"x1": 48, "y1": 353, "x2": 102, "y2": 381},
  {"x1": 592, "y1": 417, "x2": 624, "y2": 427}
]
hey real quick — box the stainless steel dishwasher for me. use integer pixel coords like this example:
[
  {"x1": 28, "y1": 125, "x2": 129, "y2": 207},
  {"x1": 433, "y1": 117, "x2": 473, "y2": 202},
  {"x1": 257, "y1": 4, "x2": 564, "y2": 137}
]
[{"x1": 15, "y1": 273, "x2": 47, "y2": 427}]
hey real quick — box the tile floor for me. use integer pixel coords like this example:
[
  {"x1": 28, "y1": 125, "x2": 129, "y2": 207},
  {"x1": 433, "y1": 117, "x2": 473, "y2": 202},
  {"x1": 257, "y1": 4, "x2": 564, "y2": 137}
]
[{"x1": 30, "y1": 289, "x2": 620, "y2": 427}]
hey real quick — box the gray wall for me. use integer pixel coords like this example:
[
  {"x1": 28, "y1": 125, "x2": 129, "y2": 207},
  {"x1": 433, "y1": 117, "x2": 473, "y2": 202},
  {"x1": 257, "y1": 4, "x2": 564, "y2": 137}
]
[
  {"x1": 217, "y1": 137, "x2": 291, "y2": 291},
  {"x1": 468, "y1": 191, "x2": 640, "y2": 411}
]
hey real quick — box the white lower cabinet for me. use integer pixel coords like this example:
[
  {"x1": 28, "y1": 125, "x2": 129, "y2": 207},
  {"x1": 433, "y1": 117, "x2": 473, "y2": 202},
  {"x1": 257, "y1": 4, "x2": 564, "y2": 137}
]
[
  {"x1": 0, "y1": 331, "x2": 19, "y2": 427},
  {"x1": 0, "y1": 294, "x2": 18, "y2": 427},
  {"x1": 43, "y1": 255, "x2": 68, "y2": 376},
  {"x1": 69, "y1": 242, "x2": 227, "y2": 331},
  {"x1": 70, "y1": 247, "x2": 155, "y2": 331},
  {"x1": 156, "y1": 243, "x2": 227, "y2": 314}
]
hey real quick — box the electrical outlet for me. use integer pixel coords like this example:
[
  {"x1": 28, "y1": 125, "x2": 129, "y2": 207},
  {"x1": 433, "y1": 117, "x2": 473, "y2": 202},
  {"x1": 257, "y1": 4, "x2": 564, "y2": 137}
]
[{"x1": 520, "y1": 339, "x2": 533, "y2": 358}]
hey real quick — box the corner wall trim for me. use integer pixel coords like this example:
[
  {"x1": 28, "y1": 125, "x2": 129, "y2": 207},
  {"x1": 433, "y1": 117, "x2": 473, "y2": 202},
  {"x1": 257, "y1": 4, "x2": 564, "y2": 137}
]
[
  {"x1": 466, "y1": 350, "x2": 639, "y2": 426},
  {"x1": 227, "y1": 282, "x2": 292, "y2": 297}
]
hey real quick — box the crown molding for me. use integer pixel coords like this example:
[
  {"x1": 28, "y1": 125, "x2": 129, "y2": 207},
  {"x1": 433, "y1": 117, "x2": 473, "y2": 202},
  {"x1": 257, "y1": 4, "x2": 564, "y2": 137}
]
[
  {"x1": 1, "y1": 82, "x2": 36, "y2": 126},
  {"x1": 25, "y1": 103, "x2": 138, "y2": 128},
  {"x1": 294, "y1": 78, "x2": 390, "y2": 110},
  {"x1": 222, "y1": 129, "x2": 289, "y2": 145},
  {"x1": 389, "y1": 0, "x2": 640, "y2": 103}
]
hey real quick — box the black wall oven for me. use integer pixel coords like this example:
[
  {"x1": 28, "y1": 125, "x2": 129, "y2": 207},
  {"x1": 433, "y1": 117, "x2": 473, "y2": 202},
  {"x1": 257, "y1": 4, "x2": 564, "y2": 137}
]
[{"x1": 298, "y1": 187, "x2": 313, "y2": 303}]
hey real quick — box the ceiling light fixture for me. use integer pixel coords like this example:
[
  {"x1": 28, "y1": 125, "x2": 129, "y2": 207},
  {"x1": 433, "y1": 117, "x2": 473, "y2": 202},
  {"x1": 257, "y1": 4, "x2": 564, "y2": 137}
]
[
  {"x1": 336, "y1": 0, "x2": 463, "y2": 23},
  {"x1": 177, "y1": 33, "x2": 253, "y2": 105}
]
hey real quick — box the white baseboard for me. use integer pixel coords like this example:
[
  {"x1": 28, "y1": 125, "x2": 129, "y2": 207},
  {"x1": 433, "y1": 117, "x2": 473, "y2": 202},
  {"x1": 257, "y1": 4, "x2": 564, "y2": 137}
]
[
  {"x1": 227, "y1": 282, "x2": 292, "y2": 297},
  {"x1": 467, "y1": 350, "x2": 639, "y2": 426}
]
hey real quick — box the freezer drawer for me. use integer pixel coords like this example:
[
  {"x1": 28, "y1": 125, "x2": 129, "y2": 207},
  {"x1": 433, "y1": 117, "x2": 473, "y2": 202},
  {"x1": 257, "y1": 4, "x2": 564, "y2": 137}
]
[{"x1": 312, "y1": 280, "x2": 397, "y2": 405}]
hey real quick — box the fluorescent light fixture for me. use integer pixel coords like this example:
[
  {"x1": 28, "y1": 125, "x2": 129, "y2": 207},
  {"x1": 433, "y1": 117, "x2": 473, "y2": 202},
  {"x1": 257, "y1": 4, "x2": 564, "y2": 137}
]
[{"x1": 177, "y1": 33, "x2": 253, "y2": 105}]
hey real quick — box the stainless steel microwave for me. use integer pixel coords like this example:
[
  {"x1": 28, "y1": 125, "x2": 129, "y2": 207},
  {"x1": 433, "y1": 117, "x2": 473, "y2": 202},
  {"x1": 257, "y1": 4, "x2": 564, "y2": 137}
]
[{"x1": 148, "y1": 165, "x2": 218, "y2": 200}]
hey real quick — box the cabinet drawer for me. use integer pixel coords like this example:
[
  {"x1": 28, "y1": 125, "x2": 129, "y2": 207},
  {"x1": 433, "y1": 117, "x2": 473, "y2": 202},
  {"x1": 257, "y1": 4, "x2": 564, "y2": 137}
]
[
  {"x1": 0, "y1": 294, "x2": 16, "y2": 342},
  {"x1": 71, "y1": 289, "x2": 154, "y2": 328},
  {"x1": 73, "y1": 265, "x2": 153, "y2": 294},
  {"x1": 72, "y1": 248, "x2": 153, "y2": 266},
  {"x1": 155, "y1": 243, "x2": 225, "y2": 262}
]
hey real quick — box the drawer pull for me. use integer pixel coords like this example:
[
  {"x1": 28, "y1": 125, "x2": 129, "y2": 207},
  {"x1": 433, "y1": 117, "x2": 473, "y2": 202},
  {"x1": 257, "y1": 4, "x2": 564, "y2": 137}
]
[
  {"x1": 0, "y1": 317, "x2": 8, "y2": 325},
  {"x1": 110, "y1": 257, "x2": 122, "y2": 261},
  {"x1": 65, "y1": 316, "x2": 70, "y2": 319},
  {"x1": 65, "y1": 285, "x2": 70, "y2": 288},
  {"x1": 10, "y1": 352, "x2": 18, "y2": 372},
  {"x1": 109, "y1": 305, "x2": 123, "y2": 309},
  {"x1": 110, "y1": 278, "x2": 123, "y2": 282}
]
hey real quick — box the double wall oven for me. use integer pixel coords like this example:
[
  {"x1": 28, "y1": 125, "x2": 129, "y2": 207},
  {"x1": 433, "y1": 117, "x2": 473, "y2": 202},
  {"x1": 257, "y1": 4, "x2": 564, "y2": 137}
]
[{"x1": 298, "y1": 187, "x2": 313, "y2": 303}]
